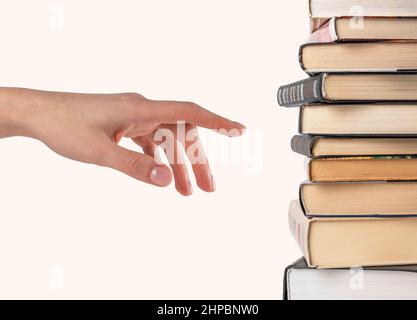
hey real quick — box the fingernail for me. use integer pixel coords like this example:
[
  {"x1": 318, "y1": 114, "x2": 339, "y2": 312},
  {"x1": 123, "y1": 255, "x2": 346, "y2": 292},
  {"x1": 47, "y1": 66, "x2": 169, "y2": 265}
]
[
  {"x1": 149, "y1": 166, "x2": 172, "y2": 187},
  {"x1": 210, "y1": 174, "x2": 216, "y2": 191},
  {"x1": 228, "y1": 123, "x2": 246, "y2": 137},
  {"x1": 188, "y1": 180, "x2": 193, "y2": 194}
]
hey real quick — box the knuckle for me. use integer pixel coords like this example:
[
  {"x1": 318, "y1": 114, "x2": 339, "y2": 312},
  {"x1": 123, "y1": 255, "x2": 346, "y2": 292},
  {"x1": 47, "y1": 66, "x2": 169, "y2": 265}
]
[
  {"x1": 183, "y1": 101, "x2": 199, "y2": 111},
  {"x1": 118, "y1": 92, "x2": 145, "y2": 109},
  {"x1": 118, "y1": 92, "x2": 150, "y2": 119},
  {"x1": 120, "y1": 92, "x2": 145, "y2": 101},
  {"x1": 181, "y1": 101, "x2": 203, "y2": 121}
]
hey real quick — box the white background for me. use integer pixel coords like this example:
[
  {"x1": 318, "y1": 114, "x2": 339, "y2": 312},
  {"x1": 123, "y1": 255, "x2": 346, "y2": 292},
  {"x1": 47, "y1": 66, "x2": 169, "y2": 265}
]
[{"x1": 0, "y1": 0, "x2": 308, "y2": 299}]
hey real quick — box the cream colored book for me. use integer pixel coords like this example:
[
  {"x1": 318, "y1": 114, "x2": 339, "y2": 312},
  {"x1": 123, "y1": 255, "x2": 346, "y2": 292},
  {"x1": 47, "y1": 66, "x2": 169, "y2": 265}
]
[
  {"x1": 300, "y1": 181, "x2": 417, "y2": 216},
  {"x1": 307, "y1": 157, "x2": 417, "y2": 182},
  {"x1": 300, "y1": 43, "x2": 417, "y2": 73},
  {"x1": 299, "y1": 104, "x2": 417, "y2": 136},
  {"x1": 289, "y1": 199, "x2": 417, "y2": 268}
]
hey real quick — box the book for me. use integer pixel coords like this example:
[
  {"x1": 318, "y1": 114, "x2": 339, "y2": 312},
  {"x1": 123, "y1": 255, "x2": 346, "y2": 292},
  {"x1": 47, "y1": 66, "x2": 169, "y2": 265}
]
[
  {"x1": 291, "y1": 135, "x2": 417, "y2": 158},
  {"x1": 307, "y1": 156, "x2": 417, "y2": 182},
  {"x1": 309, "y1": 0, "x2": 417, "y2": 18},
  {"x1": 284, "y1": 258, "x2": 417, "y2": 300},
  {"x1": 299, "y1": 104, "x2": 417, "y2": 136},
  {"x1": 309, "y1": 17, "x2": 417, "y2": 42},
  {"x1": 289, "y1": 199, "x2": 417, "y2": 268},
  {"x1": 278, "y1": 74, "x2": 417, "y2": 108},
  {"x1": 299, "y1": 42, "x2": 417, "y2": 74},
  {"x1": 299, "y1": 181, "x2": 417, "y2": 217}
]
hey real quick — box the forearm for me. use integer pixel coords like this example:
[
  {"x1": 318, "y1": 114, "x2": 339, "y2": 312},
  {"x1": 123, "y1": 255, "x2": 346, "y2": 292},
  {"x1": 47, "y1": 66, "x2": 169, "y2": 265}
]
[{"x1": 0, "y1": 87, "x2": 40, "y2": 139}]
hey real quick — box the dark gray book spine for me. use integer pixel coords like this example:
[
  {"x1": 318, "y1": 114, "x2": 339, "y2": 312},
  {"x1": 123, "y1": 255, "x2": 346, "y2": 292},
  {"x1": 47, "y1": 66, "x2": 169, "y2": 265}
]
[
  {"x1": 283, "y1": 258, "x2": 309, "y2": 300},
  {"x1": 291, "y1": 135, "x2": 317, "y2": 158},
  {"x1": 277, "y1": 74, "x2": 325, "y2": 107},
  {"x1": 283, "y1": 265, "x2": 290, "y2": 300}
]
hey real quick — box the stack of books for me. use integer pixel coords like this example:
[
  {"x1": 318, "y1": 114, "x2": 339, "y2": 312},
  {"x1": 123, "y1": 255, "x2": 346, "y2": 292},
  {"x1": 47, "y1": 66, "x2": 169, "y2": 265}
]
[{"x1": 278, "y1": 0, "x2": 417, "y2": 300}]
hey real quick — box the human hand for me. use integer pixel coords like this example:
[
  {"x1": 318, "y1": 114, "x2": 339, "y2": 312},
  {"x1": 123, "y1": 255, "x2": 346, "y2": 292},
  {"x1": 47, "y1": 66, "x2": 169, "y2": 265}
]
[{"x1": 0, "y1": 88, "x2": 245, "y2": 196}]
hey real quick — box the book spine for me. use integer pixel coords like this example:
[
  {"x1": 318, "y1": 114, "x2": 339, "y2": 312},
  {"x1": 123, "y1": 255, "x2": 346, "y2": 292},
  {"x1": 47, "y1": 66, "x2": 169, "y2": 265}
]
[
  {"x1": 298, "y1": 44, "x2": 307, "y2": 74},
  {"x1": 308, "y1": 18, "x2": 338, "y2": 43},
  {"x1": 298, "y1": 106, "x2": 304, "y2": 134},
  {"x1": 288, "y1": 200, "x2": 311, "y2": 266},
  {"x1": 277, "y1": 74, "x2": 325, "y2": 107},
  {"x1": 283, "y1": 266, "x2": 290, "y2": 300},
  {"x1": 291, "y1": 135, "x2": 317, "y2": 158},
  {"x1": 299, "y1": 183, "x2": 308, "y2": 216},
  {"x1": 283, "y1": 258, "x2": 308, "y2": 300}
]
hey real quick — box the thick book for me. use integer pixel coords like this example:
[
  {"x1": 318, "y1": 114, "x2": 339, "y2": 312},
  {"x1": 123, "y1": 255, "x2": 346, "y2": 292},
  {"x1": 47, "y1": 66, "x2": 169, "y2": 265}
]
[
  {"x1": 299, "y1": 181, "x2": 417, "y2": 217},
  {"x1": 284, "y1": 258, "x2": 417, "y2": 300},
  {"x1": 299, "y1": 42, "x2": 417, "y2": 74},
  {"x1": 306, "y1": 156, "x2": 417, "y2": 182},
  {"x1": 309, "y1": 17, "x2": 417, "y2": 42},
  {"x1": 278, "y1": 73, "x2": 417, "y2": 108},
  {"x1": 291, "y1": 135, "x2": 417, "y2": 159},
  {"x1": 288, "y1": 199, "x2": 417, "y2": 268},
  {"x1": 299, "y1": 104, "x2": 417, "y2": 136},
  {"x1": 309, "y1": 0, "x2": 417, "y2": 18}
]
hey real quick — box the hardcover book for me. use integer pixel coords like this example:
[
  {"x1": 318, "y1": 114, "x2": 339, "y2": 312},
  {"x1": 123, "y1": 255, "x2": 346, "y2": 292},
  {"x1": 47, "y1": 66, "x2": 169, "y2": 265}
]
[
  {"x1": 298, "y1": 104, "x2": 417, "y2": 136},
  {"x1": 291, "y1": 136, "x2": 417, "y2": 159},
  {"x1": 289, "y1": 199, "x2": 417, "y2": 268},
  {"x1": 299, "y1": 42, "x2": 417, "y2": 74},
  {"x1": 300, "y1": 181, "x2": 417, "y2": 217},
  {"x1": 284, "y1": 258, "x2": 417, "y2": 300},
  {"x1": 309, "y1": 0, "x2": 417, "y2": 18},
  {"x1": 306, "y1": 156, "x2": 417, "y2": 182},
  {"x1": 278, "y1": 73, "x2": 417, "y2": 107}
]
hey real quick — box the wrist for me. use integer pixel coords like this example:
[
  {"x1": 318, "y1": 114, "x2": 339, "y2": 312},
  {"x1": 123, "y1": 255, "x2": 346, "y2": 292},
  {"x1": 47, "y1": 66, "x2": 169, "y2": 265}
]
[{"x1": 0, "y1": 87, "x2": 38, "y2": 139}]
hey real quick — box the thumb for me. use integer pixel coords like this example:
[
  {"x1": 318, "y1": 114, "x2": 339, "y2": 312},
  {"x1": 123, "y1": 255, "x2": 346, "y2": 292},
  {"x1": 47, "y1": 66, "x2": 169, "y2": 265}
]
[{"x1": 101, "y1": 143, "x2": 172, "y2": 187}]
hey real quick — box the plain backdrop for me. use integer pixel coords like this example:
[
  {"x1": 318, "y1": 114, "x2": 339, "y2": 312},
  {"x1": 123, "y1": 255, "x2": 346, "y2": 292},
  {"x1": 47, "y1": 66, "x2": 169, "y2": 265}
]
[{"x1": 0, "y1": 0, "x2": 309, "y2": 299}]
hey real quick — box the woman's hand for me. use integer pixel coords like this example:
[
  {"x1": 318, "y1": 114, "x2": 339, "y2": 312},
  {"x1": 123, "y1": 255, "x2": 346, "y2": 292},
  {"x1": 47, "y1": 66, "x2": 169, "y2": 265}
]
[{"x1": 0, "y1": 88, "x2": 245, "y2": 196}]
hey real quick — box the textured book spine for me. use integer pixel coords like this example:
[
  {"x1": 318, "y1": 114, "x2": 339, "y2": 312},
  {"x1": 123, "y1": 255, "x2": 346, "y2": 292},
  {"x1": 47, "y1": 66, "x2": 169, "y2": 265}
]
[
  {"x1": 288, "y1": 200, "x2": 311, "y2": 265},
  {"x1": 277, "y1": 74, "x2": 325, "y2": 107},
  {"x1": 291, "y1": 135, "x2": 317, "y2": 158},
  {"x1": 308, "y1": 18, "x2": 338, "y2": 43}
]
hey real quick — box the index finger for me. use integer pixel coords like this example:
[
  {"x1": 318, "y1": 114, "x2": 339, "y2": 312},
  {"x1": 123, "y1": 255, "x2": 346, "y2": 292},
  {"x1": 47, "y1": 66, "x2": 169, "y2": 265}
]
[{"x1": 150, "y1": 100, "x2": 246, "y2": 136}]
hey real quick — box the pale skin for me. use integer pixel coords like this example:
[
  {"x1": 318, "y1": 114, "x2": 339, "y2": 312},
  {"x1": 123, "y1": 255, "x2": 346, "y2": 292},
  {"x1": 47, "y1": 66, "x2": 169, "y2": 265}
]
[{"x1": 0, "y1": 88, "x2": 245, "y2": 196}]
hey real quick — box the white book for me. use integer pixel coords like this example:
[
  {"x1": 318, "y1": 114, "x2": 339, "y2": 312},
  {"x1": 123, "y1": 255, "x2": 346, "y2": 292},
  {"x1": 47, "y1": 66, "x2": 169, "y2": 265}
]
[
  {"x1": 284, "y1": 258, "x2": 417, "y2": 300},
  {"x1": 309, "y1": 0, "x2": 417, "y2": 18}
]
